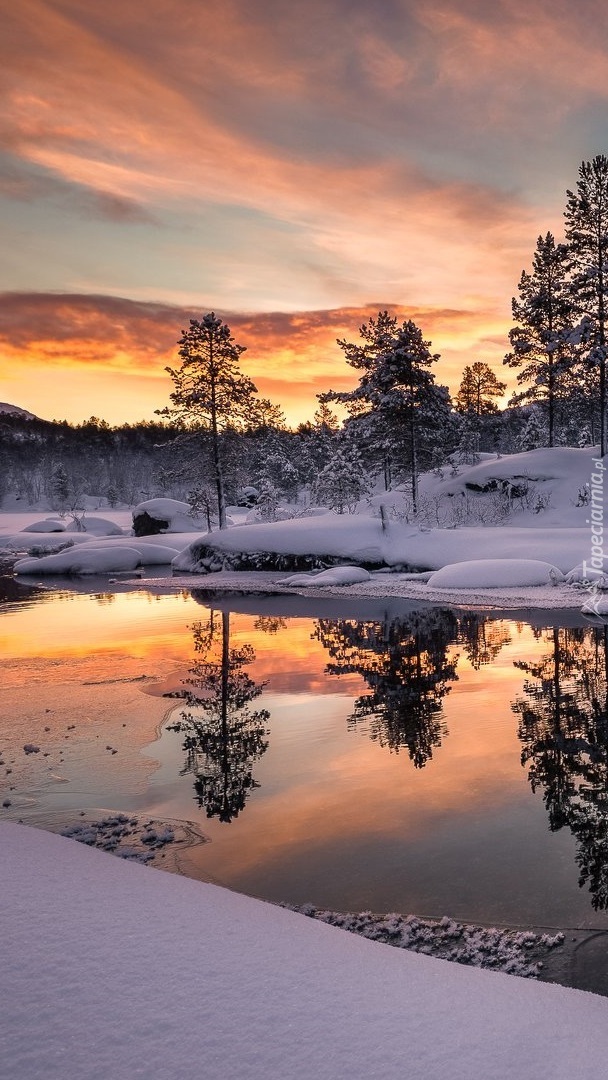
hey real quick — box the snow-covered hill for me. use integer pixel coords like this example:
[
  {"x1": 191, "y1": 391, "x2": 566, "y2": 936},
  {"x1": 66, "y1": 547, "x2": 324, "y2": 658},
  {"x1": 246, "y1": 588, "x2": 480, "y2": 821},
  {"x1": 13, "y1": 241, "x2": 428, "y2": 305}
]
[
  {"x1": 0, "y1": 401, "x2": 38, "y2": 420},
  {"x1": 373, "y1": 447, "x2": 600, "y2": 529}
]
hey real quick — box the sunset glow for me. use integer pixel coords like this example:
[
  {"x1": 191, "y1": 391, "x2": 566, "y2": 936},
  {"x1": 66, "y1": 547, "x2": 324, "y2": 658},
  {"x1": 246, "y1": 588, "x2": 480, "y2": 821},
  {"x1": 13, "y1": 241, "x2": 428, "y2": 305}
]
[{"x1": 2, "y1": 0, "x2": 606, "y2": 425}]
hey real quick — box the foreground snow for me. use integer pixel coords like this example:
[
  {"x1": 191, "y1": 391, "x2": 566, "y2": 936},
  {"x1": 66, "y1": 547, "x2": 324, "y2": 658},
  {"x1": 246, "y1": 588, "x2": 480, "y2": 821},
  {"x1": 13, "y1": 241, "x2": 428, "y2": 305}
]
[{"x1": 1, "y1": 823, "x2": 607, "y2": 1080}]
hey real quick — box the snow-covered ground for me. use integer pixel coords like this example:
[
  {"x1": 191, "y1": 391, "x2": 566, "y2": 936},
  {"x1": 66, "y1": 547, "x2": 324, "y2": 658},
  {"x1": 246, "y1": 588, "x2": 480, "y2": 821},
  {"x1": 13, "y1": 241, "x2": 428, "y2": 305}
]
[
  {"x1": 2, "y1": 821, "x2": 608, "y2": 1080},
  {"x1": 1, "y1": 447, "x2": 605, "y2": 608}
]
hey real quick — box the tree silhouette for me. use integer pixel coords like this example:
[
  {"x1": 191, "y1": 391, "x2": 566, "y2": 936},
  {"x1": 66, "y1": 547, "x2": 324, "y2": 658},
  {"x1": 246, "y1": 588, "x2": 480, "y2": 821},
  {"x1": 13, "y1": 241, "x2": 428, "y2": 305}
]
[
  {"x1": 565, "y1": 155, "x2": 608, "y2": 455},
  {"x1": 455, "y1": 361, "x2": 506, "y2": 417},
  {"x1": 169, "y1": 611, "x2": 270, "y2": 822},
  {"x1": 504, "y1": 232, "x2": 575, "y2": 447},
  {"x1": 320, "y1": 312, "x2": 453, "y2": 507},
  {"x1": 314, "y1": 608, "x2": 459, "y2": 768},
  {"x1": 158, "y1": 312, "x2": 259, "y2": 527}
]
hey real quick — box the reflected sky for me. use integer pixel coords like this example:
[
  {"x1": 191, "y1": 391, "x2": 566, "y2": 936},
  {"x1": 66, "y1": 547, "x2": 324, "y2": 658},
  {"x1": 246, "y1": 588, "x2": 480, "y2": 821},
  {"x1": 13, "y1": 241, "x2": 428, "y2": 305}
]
[{"x1": 2, "y1": 587, "x2": 608, "y2": 927}]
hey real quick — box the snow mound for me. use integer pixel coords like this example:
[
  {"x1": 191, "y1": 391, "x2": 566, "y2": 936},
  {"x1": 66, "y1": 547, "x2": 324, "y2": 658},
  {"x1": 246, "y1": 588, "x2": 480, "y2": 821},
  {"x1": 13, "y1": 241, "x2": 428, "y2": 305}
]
[
  {"x1": 565, "y1": 564, "x2": 608, "y2": 586},
  {"x1": 14, "y1": 545, "x2": 142, "y2": 575},
  {"x1": 439, "y1": 447, "x2": 598, "y2": 495},
  {"x1": 283, "y1": 566, "x2": 372, "y2": 587},
  {"x1": 132, "y1": 498, "x2": 204, "y2": 535},
  {"x1": 427, "y1": 559, "x2": 564, "y2": 589},
  {"x1": 65, "y1": 516, "x2": 125, "y2": 536},
  {"x1": 2, "y1": 821, "x2": 608, "y2": 1080},
  {"x1": 20, "y1": 518, "x2": 66, "y2": 533},
  {"x1": 129, "y1": 541, "x2": 181, "y2": 565}
]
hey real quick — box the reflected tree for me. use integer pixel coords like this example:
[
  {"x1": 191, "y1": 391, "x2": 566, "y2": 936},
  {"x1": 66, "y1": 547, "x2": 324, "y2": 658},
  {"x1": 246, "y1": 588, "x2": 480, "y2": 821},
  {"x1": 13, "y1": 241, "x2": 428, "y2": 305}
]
[
  {"x1": 457, "y1": 614, "x2": 511, "y2": 670},
  {"x1": 314, "y1": 608, "x2": 459, "y2": 767},
  {"x1": 169, "y1": 611, "x2": 270, "y2": 822},
  {"x1": 514, "y1": 623, "x2": 608, "y2": 909}
]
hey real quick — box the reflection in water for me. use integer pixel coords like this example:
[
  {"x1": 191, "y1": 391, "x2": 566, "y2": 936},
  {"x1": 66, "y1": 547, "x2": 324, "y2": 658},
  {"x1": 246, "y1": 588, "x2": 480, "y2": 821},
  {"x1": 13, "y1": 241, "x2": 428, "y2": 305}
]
[
  {"x1": 514, "y1": 624, "x2": 608, "y2": 909},
  {"x1": 458, "y1": 613, "x2": 512, "y2": 670},
  {"x1": 314, "y1": 609, "x2": 461, "y2": 767},
  {"x1": 169, "y1": 611, "x2": 270, "y2": 823},
  {"x1": 7, "y1": 584, "x2": 608, "y2": 922}
]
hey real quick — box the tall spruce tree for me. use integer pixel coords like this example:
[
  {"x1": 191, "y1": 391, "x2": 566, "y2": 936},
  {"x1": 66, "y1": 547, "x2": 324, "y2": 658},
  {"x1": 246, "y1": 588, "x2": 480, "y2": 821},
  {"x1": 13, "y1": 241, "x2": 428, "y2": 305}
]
[
  {"x1": 322, "y1": 312, "x2": 451, "y2": 511},
  {"x1": 504, "y1": 232, "x2": 575, "y2": 447},
  {"x1": 564, "y1": 156, "x2": 608, "y2": 455},
  {"x1": 158, "y1": 313, "x2": 258, "y2": 528}
]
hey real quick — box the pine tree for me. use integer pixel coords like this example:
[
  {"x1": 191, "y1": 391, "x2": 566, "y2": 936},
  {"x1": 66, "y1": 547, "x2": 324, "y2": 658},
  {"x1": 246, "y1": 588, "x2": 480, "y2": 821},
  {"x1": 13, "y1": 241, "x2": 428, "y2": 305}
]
[
  {"x1": 455, "y1": 361, "x2": 506, "y2": 416},
  {"x1": 51, "y1": 462, "x2": 69, "y2": 512},
  {"x1": 158, "y1": 313, "x2": 258, "y2": 528},
  {"x1": 564, "y1": 156, "x2": 608, "y2": 455},
  {"x1": 518, "y1": 407, "x2": 548, "y2": 452},
  {"x1": 504, "y1": 232, "x2": 575, "y2": 447},
  {"x1": 455, "y1": 413, "x2": 481, "y2": 465},
  {"x1": 322, "y1": 312, "x2": 451, "y2": 510},
  {"x1": 312, "y1": 443, "x2": 369, "y2": 513}
]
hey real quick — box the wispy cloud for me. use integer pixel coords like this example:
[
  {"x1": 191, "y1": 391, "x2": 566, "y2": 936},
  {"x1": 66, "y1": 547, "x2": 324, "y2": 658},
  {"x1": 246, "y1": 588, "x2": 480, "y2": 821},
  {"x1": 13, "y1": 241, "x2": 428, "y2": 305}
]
[{"x1": 0, "y1": 1, "x2": 605, "y2": 423}]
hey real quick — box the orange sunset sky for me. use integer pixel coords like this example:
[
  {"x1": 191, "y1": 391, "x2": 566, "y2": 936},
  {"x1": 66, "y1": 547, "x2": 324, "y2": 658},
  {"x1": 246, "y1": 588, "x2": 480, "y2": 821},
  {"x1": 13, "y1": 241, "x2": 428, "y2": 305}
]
[{"x1": 2, "y1": 0, "x2": 608, "y2": 427}]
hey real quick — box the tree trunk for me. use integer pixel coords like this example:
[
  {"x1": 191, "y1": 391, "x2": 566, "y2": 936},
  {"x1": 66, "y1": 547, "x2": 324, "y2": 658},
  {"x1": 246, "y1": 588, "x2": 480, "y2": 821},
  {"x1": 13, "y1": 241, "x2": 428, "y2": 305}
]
[
  {"x1": 409, "y1": 408, "x2": 418, "y2": 514},
  {"x1": 209, "y1": 364, "x2": 227, "y2": 528}
]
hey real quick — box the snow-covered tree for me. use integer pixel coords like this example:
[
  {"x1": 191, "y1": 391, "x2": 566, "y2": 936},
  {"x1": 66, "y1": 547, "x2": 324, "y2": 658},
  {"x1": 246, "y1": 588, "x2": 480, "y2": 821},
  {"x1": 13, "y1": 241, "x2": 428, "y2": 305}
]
[
  {"x1": 158, "y1": 313, "x2": 259, "y2": 528},
  {"x1": 253, "y1": 478, "x2": 282, "y2": 521},
  {"x1": 504, "y1": 232, "x2": 576, "y2": 447},
  {"x1": 455, "y1": 414, "x2": 481, "y2": 465},
  {"x1": 518, "y1": 407, "x2": 548, "y2": 451},
  {"x1": 51, "y1": 463, "x2": 69, "y2": 511},
  {"x1": 312, "y1": 443, "x2": 369, "y2": 513},
  {"x1": 322, "y1": 312, "x2": 452, "y2": 510},
  {"x1": 565, "y1": 156, "x2": 608, "y2": 455}
]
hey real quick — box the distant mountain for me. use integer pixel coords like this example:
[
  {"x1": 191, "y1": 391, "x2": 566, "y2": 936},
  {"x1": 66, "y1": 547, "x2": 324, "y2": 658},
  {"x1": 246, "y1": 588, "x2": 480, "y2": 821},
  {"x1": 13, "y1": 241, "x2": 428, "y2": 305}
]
[{"x1": 0, "y1": 402, "x2": 38, "y2": 420}]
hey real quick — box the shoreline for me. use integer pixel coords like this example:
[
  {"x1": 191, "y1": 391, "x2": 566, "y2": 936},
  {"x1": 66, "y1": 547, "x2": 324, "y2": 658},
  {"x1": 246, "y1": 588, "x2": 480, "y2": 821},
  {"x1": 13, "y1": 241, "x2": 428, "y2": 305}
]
[{"x1": 131, "y1": 567, "x2": 590, "y2": 614}]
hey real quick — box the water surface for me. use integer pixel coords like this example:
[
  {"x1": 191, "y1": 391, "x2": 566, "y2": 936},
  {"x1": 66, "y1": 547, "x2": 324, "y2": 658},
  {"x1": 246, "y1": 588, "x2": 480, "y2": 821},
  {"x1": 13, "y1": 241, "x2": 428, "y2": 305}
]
[{"x1": 2, "y1": 583, "x2": 608, "y2": 928}]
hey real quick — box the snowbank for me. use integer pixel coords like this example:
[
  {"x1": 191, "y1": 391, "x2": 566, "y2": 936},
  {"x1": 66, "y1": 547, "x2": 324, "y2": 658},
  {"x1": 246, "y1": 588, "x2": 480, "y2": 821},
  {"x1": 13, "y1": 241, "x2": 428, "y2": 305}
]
[
  {"x1": 13, "y1": 536, "x2": 184, "y2": 574},
  {"x1": 282, "y1": 566, "x2": 372, "y2": 587},
  {"x1": 427, "y1": 559, "x2": 563, "y2": 589},
  {"x1": 1, "y1": 822, "x2": 607, "y2": 1080},
  {"x1": 14, "y1": 545, "x2": 143, "y2": 575},
  {"x1": 173, "y1": 514, "x2": 591, "y2": 575}
]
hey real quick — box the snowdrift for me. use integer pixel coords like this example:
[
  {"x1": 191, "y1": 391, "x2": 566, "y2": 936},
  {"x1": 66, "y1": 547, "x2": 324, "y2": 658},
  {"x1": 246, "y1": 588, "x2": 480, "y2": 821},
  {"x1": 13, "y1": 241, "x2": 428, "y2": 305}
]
[
  {"x1": 173, "y1": 515, "x2": 591, "y2": 576},
  {"x1": 427, "y1": 559, "x2": 564, "y2": 589},
  {"x1": 2, "y1": 822, "x2": 608, "y2": 1080}
]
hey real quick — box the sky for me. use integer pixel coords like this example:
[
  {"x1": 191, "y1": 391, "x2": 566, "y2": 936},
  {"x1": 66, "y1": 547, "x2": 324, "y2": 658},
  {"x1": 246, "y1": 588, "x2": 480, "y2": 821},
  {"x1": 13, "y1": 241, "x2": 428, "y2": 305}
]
[{"x1": 2, "y1": 0, "x2": 608, "y2": 428}]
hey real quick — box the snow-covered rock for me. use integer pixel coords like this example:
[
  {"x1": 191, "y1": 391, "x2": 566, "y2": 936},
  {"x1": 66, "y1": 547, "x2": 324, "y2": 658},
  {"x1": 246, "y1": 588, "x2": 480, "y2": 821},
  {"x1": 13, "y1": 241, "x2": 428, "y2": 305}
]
[
  {"x1": 427, "y1": 559, "x2": 564, "y2": 589},
  {"x1": 65, "y1": 516, "x2": 125, "y2": 536},
  {"x1": 132, "y1": 498, "x2": 204, "y2": 535},
  {"x1": 565, "y1": 564, "x2": 608, "y2": 587},
  {"x1": 170, "y1": 514, "x2": 591, "y2": 576},
  {"x1": 14, "y1": 545, "x2": 142, "y2": 575},
  {"x1": 20, "y1": 518, "x2": 66, "y2": 533},
  {"x1": 129, "y1": 541, "x2": 181, "y2": 565},
  {"x1": 283, "y1": 566, "x2": 372, "y2": 587}
]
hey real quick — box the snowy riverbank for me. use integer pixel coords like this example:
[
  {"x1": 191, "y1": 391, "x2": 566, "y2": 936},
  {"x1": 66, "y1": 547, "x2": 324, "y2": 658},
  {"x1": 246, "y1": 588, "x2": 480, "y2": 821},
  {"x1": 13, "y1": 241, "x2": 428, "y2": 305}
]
[
  {"x1": 140, "y1": 567, "x2": 586, "y2": 612},
  {"x1": 2, "y1": 820, "x2": 608, "y2": 1080}
]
